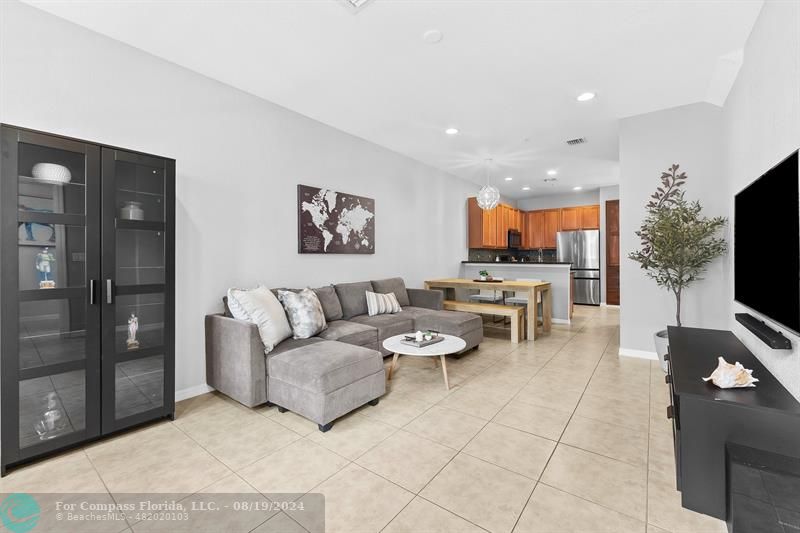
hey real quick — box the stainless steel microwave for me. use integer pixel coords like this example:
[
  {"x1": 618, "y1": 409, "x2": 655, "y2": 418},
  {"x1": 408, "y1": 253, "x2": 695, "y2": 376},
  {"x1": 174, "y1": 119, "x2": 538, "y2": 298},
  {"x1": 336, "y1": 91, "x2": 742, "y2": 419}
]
[{"x1": 508, "y1": 229, "x2": 521, "y2": 249}]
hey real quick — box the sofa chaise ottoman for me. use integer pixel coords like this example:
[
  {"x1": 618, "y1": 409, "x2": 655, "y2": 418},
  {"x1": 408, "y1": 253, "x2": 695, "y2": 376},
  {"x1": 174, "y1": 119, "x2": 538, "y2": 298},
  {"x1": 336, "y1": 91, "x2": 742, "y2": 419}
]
[{"x1": 205, "y1": 277, "x2": 482, "y2": 431}]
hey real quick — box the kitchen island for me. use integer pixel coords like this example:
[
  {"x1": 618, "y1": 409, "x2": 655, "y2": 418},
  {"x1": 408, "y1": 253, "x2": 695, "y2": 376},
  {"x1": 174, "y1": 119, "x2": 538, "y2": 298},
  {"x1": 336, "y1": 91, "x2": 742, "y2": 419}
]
[{"x1": 459, "y1": 261, "x2": 572, "y2": 323}]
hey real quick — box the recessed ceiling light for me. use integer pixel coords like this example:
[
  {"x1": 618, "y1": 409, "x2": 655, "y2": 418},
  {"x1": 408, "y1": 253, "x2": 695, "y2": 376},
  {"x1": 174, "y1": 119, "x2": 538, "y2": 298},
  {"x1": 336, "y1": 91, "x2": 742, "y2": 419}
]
[
  {"x1": 547, "y1": 169, "x2": 557, "y2": 176},
  {"x1": 576, "y1": 92, "x2": 596, "y2": 102},
  {"x1": 573, "y1": 186, "x2": 583, "y2": 191},
  {"x1": 445, "y1": 127, "x2": 459, "y2": 135},
  {"x1": 505, "y1": 177, "x2": 513, "y2": 181},
  {"x1": 522, "y1": 186, "x2": 531, "y2": 191},
  {"x1": 423, "y1": 29, "x2": 444, "y2": 44}
]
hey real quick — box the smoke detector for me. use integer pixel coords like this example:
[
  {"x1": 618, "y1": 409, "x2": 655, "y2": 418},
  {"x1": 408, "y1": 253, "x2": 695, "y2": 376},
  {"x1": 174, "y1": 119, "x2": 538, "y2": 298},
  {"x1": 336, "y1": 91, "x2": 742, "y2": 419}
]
[
  {"x1": 337, "y1": 0, "x2": 375, "y2": 13},
  {"x1": 566, "y1": 137, "x2": 587, "y2": 146}
]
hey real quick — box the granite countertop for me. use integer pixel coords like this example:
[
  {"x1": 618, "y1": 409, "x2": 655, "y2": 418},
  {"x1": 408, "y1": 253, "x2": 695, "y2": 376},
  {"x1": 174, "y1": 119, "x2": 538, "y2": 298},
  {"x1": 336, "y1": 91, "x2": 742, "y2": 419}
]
[{"x1": 461, "y1": 260, "x2": 572, "y2": 265}]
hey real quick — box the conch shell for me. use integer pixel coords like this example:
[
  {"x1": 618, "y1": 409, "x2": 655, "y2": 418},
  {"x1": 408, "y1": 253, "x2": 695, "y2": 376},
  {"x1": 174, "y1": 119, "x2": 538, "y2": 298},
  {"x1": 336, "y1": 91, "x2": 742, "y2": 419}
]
[{"x1": 702, "y1": 356, "x2": 758, "y2": 388}]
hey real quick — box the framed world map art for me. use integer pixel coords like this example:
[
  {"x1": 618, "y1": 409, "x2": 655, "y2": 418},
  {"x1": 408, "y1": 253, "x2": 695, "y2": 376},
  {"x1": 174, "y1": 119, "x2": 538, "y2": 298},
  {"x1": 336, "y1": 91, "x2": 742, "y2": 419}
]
[{"x1": 297, "y1": 184, "x2": 375, "y2": 254}]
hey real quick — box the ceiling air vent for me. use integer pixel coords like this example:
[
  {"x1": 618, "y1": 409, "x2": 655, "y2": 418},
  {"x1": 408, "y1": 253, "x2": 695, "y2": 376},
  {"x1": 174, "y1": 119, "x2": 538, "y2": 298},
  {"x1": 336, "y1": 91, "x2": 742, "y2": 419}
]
[
  {"x1": 336, "y1": 0, "x2": 375, "y2": 13},
  {"x1": 566, "y1": 137, "x2": 587, "y2": 146}
]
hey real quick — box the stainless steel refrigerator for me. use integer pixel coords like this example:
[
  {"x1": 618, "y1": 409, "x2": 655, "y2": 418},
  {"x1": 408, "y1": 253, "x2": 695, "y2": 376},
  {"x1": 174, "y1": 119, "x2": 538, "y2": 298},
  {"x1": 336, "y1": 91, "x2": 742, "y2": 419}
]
[{"x1": 557, "y1": 229, "x2": 601, "y2": 305}]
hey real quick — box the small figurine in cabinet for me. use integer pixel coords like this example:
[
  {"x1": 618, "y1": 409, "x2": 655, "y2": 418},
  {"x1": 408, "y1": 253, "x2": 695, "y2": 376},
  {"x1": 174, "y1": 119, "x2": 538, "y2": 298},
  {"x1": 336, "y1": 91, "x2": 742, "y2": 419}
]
[
  {"x1": 127, "y1": 314, "x2": 140, "y2": 349},
  {"x1": 35, "y1": 247, "x2": 56, "y2": 289}
]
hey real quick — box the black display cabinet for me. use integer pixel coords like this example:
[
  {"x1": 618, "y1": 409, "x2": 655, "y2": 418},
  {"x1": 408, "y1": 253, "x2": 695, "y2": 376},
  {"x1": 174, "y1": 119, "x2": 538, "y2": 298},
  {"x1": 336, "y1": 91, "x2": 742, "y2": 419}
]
[{"x1": 0, "y1": 125, "x2": 175, "y2": 474}]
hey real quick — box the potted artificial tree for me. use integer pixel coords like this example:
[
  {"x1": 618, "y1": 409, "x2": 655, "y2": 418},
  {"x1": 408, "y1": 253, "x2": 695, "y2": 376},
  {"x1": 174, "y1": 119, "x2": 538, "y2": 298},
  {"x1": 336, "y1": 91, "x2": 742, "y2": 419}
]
[{"x1": 629, "y1": 164, "x2": 728, "y2": 371}]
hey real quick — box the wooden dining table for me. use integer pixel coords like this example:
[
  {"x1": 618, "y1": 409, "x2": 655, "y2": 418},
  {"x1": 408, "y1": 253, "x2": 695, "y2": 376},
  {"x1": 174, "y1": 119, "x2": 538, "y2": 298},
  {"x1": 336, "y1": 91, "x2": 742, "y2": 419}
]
[{"x1": 424, "y1": 278, "x2": 552, "y2": 340}]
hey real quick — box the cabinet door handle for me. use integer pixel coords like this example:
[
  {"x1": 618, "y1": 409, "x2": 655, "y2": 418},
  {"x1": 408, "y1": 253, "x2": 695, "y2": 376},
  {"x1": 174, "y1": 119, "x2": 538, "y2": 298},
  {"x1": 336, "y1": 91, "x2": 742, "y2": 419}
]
[
  {"x1": 665, "y1": 375, "x2": 672, "y2": 384},
  {"x1": 666, "y1": 406, "x2": 674, "y2": 419},
  {"x1": 89, "y1": 279, "x2": 97, "y2": 304},
  {"x1": 106, "y1": 279, "x2": 114, "y2": 304}
]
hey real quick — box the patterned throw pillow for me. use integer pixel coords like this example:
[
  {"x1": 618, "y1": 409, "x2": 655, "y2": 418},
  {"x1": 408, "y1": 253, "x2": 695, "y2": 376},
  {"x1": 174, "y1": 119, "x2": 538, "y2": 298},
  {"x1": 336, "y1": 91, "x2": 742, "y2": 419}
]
[
  {"x1": 366, "y1": 291, "x2": 402, "y2": 316},
  {"x1": 277, "y1": 288, "x2": 328, "y2": 339}
]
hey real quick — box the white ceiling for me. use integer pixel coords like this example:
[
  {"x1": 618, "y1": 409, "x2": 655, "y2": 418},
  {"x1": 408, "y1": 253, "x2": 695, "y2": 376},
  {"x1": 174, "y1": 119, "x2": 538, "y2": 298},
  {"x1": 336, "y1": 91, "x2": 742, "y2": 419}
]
[{"x1": 25, "y1": 0, "x2": 763, "y2": 198}]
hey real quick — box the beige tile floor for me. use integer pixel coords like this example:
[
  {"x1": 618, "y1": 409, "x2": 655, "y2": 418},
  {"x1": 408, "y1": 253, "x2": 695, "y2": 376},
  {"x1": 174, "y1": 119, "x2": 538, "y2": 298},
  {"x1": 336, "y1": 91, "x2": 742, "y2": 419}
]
[{"x1": 0, "y1": 306, "x2": 729, "y2": 533}]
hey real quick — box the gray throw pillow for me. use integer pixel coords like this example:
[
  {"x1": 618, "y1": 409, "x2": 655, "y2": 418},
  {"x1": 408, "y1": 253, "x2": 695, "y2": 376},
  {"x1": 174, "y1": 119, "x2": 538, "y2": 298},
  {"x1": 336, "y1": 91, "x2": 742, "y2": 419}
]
[
  {"x1": 371, "y1": 278, "x2": 410, "y2": 307},
  {"x1": 277, "y1": 288, "x2": 327, "y2": 339},
  {"x1": 313, "y1": 286, "x2": 344, "y2": 321},
  {"x1": 334, "y1": 281, "x2": 374, "y2": 319}
]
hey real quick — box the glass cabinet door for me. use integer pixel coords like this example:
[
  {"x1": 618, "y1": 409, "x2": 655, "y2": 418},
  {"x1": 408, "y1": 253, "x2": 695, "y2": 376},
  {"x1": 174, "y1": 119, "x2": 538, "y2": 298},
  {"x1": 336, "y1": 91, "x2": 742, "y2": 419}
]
[
  {"x1": 1, "y1": 127, "x2": 102, "y2": 466},
  {"x1": 101, "y1": 148, "x2": 174, "y2": 432}
]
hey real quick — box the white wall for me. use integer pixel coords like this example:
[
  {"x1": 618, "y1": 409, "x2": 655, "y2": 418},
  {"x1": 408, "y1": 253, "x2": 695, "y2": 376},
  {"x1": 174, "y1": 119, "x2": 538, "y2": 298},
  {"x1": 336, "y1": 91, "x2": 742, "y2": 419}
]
[
  {"x1": 599, "y1": 185, "x2": 620, "y2": 304},
  {"x1": 0, "y1": 1, "x2": 479, "y2": 398},
  {"x1": 517, "y1": 190, "x2": 600, "y2": 211},
  {"x1": 724, "y1": 0, "x2": 800, "y2": 400},
  {"x1": 619, "y1": 103, "x2": 730, "y2": 357}
]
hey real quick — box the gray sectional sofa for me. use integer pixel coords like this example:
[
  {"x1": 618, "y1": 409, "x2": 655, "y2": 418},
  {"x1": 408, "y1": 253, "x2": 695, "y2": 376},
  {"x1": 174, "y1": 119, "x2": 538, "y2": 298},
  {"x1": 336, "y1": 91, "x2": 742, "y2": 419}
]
[{"x1": 205, "y1": 277, "x2": 483, "y2": 432}]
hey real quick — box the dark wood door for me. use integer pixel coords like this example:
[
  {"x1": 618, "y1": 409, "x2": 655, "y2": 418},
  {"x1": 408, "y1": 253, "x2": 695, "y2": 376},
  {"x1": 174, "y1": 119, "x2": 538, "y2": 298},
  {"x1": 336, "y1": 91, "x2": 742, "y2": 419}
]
[{"x1": 606, "y1": 199, "x2": 620, "y2": 305}]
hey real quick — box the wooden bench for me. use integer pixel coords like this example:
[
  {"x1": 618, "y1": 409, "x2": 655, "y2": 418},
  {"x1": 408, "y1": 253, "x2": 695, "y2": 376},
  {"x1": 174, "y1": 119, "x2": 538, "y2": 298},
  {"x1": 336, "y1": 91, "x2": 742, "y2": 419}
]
[{"x1": 443, "y1": 300, "x2": 524, "y2": 344}]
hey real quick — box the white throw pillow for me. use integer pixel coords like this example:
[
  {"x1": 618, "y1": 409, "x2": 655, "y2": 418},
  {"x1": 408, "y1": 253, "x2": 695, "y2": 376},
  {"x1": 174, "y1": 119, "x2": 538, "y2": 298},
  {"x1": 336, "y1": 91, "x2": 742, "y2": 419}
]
[
  {"x1": 366, "y1": 291, "x2": 402, "y2": 316},
  {"x1": 228, "y1": 286, "x2": 292, "y2": 353},
  {"x1": 227, "y1": 287, "x2": 253, "y2": 320}
]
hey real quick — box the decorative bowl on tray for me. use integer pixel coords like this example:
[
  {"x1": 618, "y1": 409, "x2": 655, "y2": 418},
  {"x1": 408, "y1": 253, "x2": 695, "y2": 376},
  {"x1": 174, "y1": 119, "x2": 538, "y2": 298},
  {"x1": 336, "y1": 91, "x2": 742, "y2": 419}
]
[{"x1": 401, "y1": 331, "x2": 444, "y2": 348}]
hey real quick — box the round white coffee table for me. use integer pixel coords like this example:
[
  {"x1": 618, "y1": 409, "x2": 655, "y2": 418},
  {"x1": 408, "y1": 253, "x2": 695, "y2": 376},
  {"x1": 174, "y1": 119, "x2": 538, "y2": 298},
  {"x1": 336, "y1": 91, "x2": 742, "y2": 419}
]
[{"x1": 382, "y1": 334, "x2": 466, "y2": 391}]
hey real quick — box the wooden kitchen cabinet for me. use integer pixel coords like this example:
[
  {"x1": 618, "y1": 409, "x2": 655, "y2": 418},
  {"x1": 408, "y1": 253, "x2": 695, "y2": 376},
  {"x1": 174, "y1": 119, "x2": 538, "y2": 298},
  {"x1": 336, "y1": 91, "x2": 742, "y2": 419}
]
[
  {"x1": 468, "y1": 198, "x2": 520, "y2": 249},
  {"x1": 468, "y1": 197, "x2": 497, "y2": 248},
  {"x1": 561, "y1": 204, "x2": 600, "y2": 231},
  {"x1": 521, "y1": 209, "x2": 557, "y2": 249},
  {"x1": 521, "y1": 211, "x2": 531, "y2": 249},
  {"x1": 581, "y1": 205, "x2": 600, "y2": 229},
  {"x1": 470, "y1": 198, "x2": 597, "y2": 250},
  {"x1": 509, "y1": 208, "x2": 522, "y2": 231},
  {"x1": 543, "y1": 209, "x2": 560, "y2": 248},
  {"x1": 496, "y1": 204, "x2": 509, "y2": 248},
  {"x1": 560, "y1": 207, "x2": 581, "y2": 231},
  {"x1": 529, "y1": 210, "x2": 545, "y2": 248},
  {"x1": 485, "y1": 207, "x2": 498, "y2": 247}
]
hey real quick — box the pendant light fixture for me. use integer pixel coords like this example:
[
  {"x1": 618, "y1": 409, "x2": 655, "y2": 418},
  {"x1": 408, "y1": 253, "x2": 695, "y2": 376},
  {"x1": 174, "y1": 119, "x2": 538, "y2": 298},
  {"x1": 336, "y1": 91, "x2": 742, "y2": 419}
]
[{"x1": 476, "y1": 158, "x2": 500, "y2": 210}]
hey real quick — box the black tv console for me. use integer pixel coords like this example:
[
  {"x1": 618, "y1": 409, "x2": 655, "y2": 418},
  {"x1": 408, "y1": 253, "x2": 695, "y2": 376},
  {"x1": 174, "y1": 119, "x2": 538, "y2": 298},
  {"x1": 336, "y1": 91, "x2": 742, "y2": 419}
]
[{"x1": 666, "y1": 326, "x2": 800, "y2": 524}]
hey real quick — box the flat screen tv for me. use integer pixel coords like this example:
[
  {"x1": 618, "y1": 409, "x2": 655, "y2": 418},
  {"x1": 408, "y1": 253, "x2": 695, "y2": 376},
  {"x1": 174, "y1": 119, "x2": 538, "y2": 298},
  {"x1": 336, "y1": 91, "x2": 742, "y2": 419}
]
[{"x1": 735, "y1": 150, "x2": 800, "y2": 334}]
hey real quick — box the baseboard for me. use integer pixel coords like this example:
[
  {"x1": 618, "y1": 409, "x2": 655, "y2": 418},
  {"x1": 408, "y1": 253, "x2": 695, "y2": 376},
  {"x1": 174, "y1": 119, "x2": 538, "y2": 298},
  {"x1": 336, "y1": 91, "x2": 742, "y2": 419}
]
[
  {"x1": 175, "y1": 383, "x2": 214, "y2": 402},
  {"x1": 618, "y1": 347, "x2": 658, "y2": 360},
  {"x1": 552, "y1": 318, "x2": 570, "y2": 325},
  {"x1": 601, "y1": 303, "x2": 620, "y2": 308}
]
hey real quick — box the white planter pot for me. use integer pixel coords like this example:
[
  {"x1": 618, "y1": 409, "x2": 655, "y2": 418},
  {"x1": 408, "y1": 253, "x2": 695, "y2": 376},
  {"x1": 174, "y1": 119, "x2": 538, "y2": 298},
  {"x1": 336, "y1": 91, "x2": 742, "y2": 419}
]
[{"x1": 654, "y1": 330, "x2": 670, "y2": 373}]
